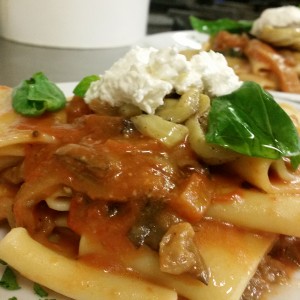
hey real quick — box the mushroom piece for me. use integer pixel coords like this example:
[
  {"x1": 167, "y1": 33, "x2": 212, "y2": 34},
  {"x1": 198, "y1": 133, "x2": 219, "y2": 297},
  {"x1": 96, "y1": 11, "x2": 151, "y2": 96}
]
[{"x1": 159, "y1": 222, "x2": 210, "y2": 284}]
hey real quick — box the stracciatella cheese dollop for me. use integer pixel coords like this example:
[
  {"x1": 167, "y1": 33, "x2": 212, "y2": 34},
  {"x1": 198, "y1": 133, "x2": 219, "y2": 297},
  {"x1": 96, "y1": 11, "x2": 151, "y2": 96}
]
[
  {"x1": 85, "y1": 47, "x2": 241, "y2": 114},
  {"x1": 250, "y1": 6, "x2": 300, "y2": 50},
  {"x1": 251, "y1": 5, "x2": 300, "y2": 36}
]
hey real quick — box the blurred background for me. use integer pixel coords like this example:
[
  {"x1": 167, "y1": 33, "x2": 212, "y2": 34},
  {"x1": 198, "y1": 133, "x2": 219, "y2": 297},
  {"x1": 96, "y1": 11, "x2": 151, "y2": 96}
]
[
  {"x1": 148, "y1": 0, "x2": 300, "y2": 33},
  {"x1": 1, "y1": 0, "x2": 300, "y2": 87}
]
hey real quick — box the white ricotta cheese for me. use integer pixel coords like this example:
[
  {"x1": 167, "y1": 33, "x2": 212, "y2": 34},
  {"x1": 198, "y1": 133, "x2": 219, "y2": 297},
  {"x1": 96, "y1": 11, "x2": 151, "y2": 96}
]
[
  {"x1": 251, "y1": 5, "x2": 300, "y2": 36},
  {"x1": 190, "y1": 50, "x2": 242, "y2": 97},
  {"x1": 85, "y1": 46, "x2": 242, "y2": 114}
]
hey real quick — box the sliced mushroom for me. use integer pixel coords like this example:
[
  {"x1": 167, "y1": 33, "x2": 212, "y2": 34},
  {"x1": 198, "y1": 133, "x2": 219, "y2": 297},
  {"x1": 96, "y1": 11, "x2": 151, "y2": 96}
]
[
  {"x1": 159, "y1": 222, "x2": 210, "y2": 284},
  {"x1": 55, "y1": 143, "x2": 109, "y2": 181}
]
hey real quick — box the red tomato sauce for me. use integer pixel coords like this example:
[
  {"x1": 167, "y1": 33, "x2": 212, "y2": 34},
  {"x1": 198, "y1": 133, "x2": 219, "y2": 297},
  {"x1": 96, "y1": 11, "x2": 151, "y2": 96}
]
[{"x1": 12, "y1": 97, "x2": 213, "y2": 269}]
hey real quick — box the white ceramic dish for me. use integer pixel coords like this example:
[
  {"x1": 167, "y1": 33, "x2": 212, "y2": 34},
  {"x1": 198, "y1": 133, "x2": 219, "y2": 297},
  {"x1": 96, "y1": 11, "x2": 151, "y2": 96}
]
[
  {"x1": 58, "y1": 82, "x2": 78, "y2": 97},
  {"x1": 0, "y1": 0, "x2": 150, "y2": 49},
  {"x1": 269, "y1": 90, "x2": 300, "y2": 104},
  {"x1": 136, "y1": 30, "x2": 209, "y2": 50},
  {"x1": 1, "y1": 82, "x2": 300, "y2": 299}
]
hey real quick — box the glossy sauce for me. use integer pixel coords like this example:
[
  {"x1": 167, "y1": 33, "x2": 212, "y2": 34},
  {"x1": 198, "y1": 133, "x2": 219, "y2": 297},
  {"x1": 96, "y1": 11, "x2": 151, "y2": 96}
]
[
  {"x1": 13, "y1": 98, "x2": 213, "y2": 269},
  {"x1": 10, "y1": 97, "x2": 300, "y2": 299}
]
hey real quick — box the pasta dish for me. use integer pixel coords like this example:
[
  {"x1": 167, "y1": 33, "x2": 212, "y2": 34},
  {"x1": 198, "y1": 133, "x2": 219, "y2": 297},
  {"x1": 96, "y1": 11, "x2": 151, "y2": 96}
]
[
  {"x1": 209, "y1": 30, "x2": 300, "y2": 93},
  {"x1": 191, "y1": 5, "x2": 300, "y2": 94},
  {"x1": 0, "y1": 46, "x2": 300, "y2": 300}
]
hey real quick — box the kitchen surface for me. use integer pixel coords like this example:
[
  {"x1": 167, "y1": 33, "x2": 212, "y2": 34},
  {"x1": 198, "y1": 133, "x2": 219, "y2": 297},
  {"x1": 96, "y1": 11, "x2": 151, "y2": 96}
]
[{"x1": 1, "y1": 0, "x2": 299, "y2": 87}]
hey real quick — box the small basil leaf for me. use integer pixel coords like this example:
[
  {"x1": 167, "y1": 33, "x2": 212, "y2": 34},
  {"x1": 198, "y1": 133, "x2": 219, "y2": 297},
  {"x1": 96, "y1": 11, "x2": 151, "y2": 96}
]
[
  {"x1": 33, "y1": 282, "x2": 48, "y2": 297},
  {"x1": 12, "y1": 72, "x2": 66, "y2": 117},
  {"x1": 0, "y1": 259, "x2": 7, "y2": 265},
  {"x1": 190, "y1": 16, "x2": 253, "y2": 35},
  {"x1": 206, "y1": 81, "x2": 300, "y2": 161},
  {"x1": 73, "y1": 75, "x2": 100, "y2": 97},
  {"x1": 291, "y1": 153, "x2": 300, "y2": 169},
  {"x1": 0, "y1": 266, "x2": 20, "y2": 290}
]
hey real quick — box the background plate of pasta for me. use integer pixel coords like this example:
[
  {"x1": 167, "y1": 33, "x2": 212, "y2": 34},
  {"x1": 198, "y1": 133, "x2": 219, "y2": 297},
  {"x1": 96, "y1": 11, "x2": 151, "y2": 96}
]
[{"x1": 2, "y1": 42, "x2": 300, "y2": 300}]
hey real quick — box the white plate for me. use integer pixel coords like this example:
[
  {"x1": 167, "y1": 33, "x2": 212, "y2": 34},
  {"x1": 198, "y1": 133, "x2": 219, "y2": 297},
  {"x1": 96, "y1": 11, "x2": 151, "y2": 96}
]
[
  {"x1": 57, "y1": 82, "x2": 78, "y2": 97},
  {"x1": 269, "y1": 90, "x2": 300, "y2": 104},
  {"x1": 1, "y1": 83, "x2": 300, "y2": 300},
  {"x1": 136, "y1": 30, "x2": 209, "y2": 50}
]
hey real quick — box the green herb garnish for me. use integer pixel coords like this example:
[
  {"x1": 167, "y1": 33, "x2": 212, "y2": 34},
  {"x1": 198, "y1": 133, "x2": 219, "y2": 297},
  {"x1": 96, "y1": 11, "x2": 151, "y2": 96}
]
[
  {"x1": 0, "y1": 266, "x2": 20, "y2": 290},
  {"x1": 190, "y1": 16, "x2": 253, "y2": 35},
  {"x1": 291, "y1": 152, "x2": 300, "y2": 169},
  {"x1": 206, "y1": 81, "x2": 300, "y2": 166},
  {"x1": 8, "y1": 297, "x2": 18, "y2": 300},
  {"x1": 33, "y1": 282, "x2": 48, "y2": 297},
  {"x1": 73, "y1": 74, "x2": 100, "y2": 97},
  {"x1": 0, "y1": 259, "x2": 7, "y2": 265},
  {"x1": 12, "y1": 72, "x2": 66, "y2": 117}
]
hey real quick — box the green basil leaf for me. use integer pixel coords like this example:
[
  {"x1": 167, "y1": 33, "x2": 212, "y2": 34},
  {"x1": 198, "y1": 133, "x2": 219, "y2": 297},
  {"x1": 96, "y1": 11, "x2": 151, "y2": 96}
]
[
  {"x1": 190, "y1": 16, "x2": 253, "y2": 35},
  {"x1": 73, "y1": 75, "x2": 100, "y2": 97},
  {"x1": 33, "y1": 282, "x2": 48, "y2": 297},
  {"x1": 12, "y1": 72, "x2": 66, "y2": 117},
  {"x1": 0, "y1": 259, "x2": 7, "y2": 265},
  {"x1": 291, "y1": 153, "x2": 300, "y2": 169},
  {"x1": 0, "y1": 266, "x2": 20, "y2": 290},
  {"x1": 206, "y1": 81, "x2": 300, "y2": 162}
]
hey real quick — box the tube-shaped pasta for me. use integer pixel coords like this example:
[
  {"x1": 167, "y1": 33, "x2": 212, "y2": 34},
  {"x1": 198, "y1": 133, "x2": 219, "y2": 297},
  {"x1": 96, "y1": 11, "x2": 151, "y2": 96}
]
[
  {"x1": 126, "y1": 219, "x2": 276, "y2": 300},
  {"x1": 226, "y1": 156, "x2": 300, "y2": 193},
  {"x1": 280, "y1": 102, "x2": 300, "y2": 133},
  {"x1": 45, "y1": 187, "x2": 72, "y2": 212},
  {"x1": 185, "y1": 114, "x2": 239, "y2": 165},
  {"x1": 0, "y1": 144, "x2": 24, "y2": 156},
  {"x1": 156, "y1": 88, "x2": 200, "y2": 123},
  {"x1": 208, "y1": 183, "x2": 300, "y2": 237},
  {"x1": 244, "y1": 39, "x2": 300, "y2": 93},
  {"x1": 0, "y1": 183, "x2": 18, "y2": 226},
  {"x1": 0, "y1": 128, "x2": 55, "y2": 148},
  {"x1": 0, "y1": 228, "x2": 177, "y2": 300},
  {"x1": 131, "y1": 114, "x2": 188, "y2": 147}
]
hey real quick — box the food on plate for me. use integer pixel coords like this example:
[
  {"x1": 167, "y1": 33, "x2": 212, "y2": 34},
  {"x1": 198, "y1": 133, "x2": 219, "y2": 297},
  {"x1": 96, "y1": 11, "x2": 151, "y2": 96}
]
[
  {"x1": 191, "y1": 5, "x2": 300, "y2": 93},
  {"x1": 250, "y1": 5, "x2": 300, "y2": 50},
  {"x1": 1, "y1": 46, "x2": 300, "y2": 300}
]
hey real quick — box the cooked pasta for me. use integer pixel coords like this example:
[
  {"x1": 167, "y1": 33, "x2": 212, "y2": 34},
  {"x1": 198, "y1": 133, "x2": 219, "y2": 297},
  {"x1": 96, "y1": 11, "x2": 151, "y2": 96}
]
[
  {"x1": 0, "y1": 69, "x2": 300, "y2": 300},
  {"x1": 208, "y1": 30, "x2": 300, "y2": 93},
  {"x1": 0, "y1": 228, "x2": 177, "y2": 300}
]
